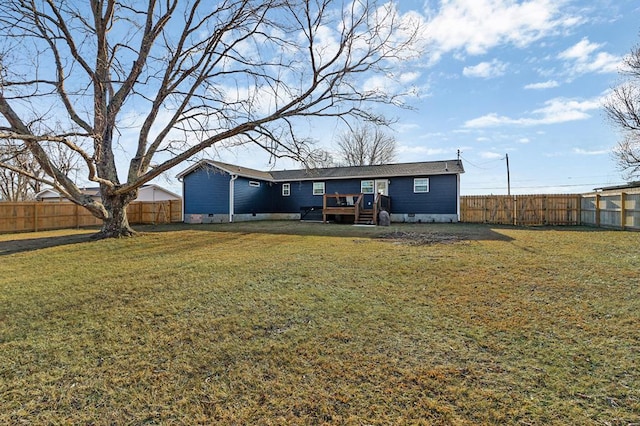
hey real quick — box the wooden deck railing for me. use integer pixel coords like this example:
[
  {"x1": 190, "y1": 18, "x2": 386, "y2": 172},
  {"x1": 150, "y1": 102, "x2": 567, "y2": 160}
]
[
  {"x1": 374, "y1": 194, "x2": 391, "y2": 225},
  {"x1": 354, "y1": 193, "x2": 364, "y2": 222},
  {"x1": 323, "y1": 193, "x2": 390, "y2": 224},
  {"x1": 322, "y1": 193, "x2": 360, "y2": 222}
]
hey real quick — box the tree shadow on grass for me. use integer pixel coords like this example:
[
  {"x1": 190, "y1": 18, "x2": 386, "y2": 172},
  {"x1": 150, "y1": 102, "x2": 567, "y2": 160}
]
[
  {"x1": 3, "y1": 222, "x2": 615, "y2": 255},
  {"x1": 137, "y1": 221, "x2": 516, "y2": 242},
  {"x1": 0, "y1": 233, "x2": 95, "y2": 256}
]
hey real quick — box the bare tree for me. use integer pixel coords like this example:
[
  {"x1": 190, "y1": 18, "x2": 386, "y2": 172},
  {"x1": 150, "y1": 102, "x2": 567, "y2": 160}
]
[
  {"x1": 303, "y1": 147, "x2": 337, "y2": 169},
  {"x1": 604, "y1": 41, "x2": 640, "y2": 178},
  {"x1": 0, "y1": 0, "x2": 422, "y2": 237},
  {"x1": 0, "y1": 138, "x2": 80, "y2": 201},
  {"x1": 0, "y1": 139, "x2": 38, "y2": 201},
  {"x1": 336, "y1": 124, "x2": 397, "y2": 166}
]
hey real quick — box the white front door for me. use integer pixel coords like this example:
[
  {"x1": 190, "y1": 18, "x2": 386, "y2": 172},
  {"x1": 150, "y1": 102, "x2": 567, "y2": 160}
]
[{"x1": 375, "y1": 179, "x2": 388, "y2": 196}]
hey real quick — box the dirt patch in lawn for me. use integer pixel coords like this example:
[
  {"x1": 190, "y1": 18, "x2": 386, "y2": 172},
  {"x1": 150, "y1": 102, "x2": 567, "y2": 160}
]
[{"x1": 377, "y1": 230, "x2": 466, "y2": 245}]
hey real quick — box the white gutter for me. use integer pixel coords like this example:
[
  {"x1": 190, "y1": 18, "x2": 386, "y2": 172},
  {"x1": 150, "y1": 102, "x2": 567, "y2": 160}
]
[{"x1": 229, "y1": 174, "x2": 238, "y2": 222}]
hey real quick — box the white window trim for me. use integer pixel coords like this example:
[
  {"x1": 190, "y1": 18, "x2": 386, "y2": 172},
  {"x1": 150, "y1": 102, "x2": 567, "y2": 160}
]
[
  {"x1": 282, "y1": 183, "x2": 290, "y2": 196},
  {"x1": 361, "y1": 180, "x2": 374, "y2": 194},
  {"x1": 414, "y1": 178, "x2": 429, "y2": 193},
  {"x1": 312, "y1": 182, "x2": 325, "y2": 196}
]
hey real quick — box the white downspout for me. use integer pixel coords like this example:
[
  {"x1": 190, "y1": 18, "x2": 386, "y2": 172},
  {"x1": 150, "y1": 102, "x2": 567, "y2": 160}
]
[
  {"x1": 176, "y1": 176, "x2": 184, "y2": 223},
  {"x1": 229, "y1": 174, "x2": 238, "y2": 222},
  {"x1": 456, "y1": 173, "x2": 461, "y2": 222}
]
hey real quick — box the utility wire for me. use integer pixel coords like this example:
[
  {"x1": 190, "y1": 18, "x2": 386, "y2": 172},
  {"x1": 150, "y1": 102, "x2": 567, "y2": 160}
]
[
  {"x1": 463, "y1": 181, "x2": 628, "y2": 191},
  {"x1": 459, "y1": 154, "x2": 503, "y2": 170}
]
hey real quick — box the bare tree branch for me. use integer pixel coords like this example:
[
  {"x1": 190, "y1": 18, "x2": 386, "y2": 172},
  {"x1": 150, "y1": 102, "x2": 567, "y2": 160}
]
[
  {"x1": 0, "y1": 0, "x2": 424, "y2": 236},
  {"x1": 604, "y1": 42, "x2": 640, "y2": 178}
]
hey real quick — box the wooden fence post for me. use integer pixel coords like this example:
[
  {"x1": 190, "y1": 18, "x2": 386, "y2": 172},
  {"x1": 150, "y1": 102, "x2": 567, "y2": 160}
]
[
  {"x1": 544, "y1": 195, "x2": 548, "y2": 225},
  {"x1": 621, "y1": 192, "x2": 626, "y2": 230},
  {"x1": 34, "y1": 203, "x2": 38, "y2": 232},
  {"x1": 483, "y1": 197, "x2": 487, "y2": 223},
  {"x1": 595, "y1": 194, "x2": 601, "y2": 228}
]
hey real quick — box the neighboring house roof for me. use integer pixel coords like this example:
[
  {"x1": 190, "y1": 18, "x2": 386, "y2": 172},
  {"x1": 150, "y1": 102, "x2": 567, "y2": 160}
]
[
  {"x1": 136, "y1": 184, "x2": 182, "y2": 200},
  {"x1": 35, "y1": 187, "x2": 100, "y2": 200},
  {"x1": 593, "y1": 181, "x2": 640, "y2": 192},
  {"x1": 35, "y1": 184, "x2": 181, "y2": 201},
  {"x1": 177, "y1": 159, "x2": 464, "y2": 182}
]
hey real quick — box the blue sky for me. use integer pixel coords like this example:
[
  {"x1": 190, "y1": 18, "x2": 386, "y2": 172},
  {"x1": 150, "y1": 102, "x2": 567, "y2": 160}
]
[{"x1": 199, "y1": 0, "x2": 640, "y2": 196}]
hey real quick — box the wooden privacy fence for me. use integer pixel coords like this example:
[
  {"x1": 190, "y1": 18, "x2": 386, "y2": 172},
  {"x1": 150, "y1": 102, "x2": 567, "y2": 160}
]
[
  {"x1": 461, "y1": 193, "x2": 640, "y2": 229},
  {"x1": 0, "y1": 200, "x2": 182, "y2": 233},
  {"x1": 461, "y1": 194, "x2": 582, "y2": 226}
]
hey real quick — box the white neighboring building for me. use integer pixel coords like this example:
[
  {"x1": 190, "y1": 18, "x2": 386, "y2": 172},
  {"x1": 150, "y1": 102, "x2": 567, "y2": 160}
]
[
  {"x1": 134, "y1": 185, "x2": 182, "y2": 202},
  {"x1": 35, "y1": 184, "x2": 181, "y2": 202}
]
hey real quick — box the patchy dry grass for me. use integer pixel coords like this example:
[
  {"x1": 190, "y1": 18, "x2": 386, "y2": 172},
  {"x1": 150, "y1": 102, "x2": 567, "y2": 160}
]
[{"x1": 0, "y1": 222, "x2": 638, "y2": 425}]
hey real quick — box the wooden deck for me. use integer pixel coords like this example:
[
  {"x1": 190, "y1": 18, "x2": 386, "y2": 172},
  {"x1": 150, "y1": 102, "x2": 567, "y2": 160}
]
[{"x1": 322, "y1": 193, "x2": 390, "y2": 225}]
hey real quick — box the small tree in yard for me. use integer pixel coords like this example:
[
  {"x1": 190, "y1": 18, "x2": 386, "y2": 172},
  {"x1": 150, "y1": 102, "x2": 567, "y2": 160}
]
[
  {"x1": 604, "y1": 40, "x2": 640, "y2": 179},
  {"x1": 0, "y1": 0, "x2": 422, "y2": 237}
]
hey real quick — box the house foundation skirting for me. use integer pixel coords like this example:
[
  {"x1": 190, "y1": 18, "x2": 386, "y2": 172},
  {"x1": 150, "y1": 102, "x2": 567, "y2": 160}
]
[
  {"x1": 184, "y1": 213, "x2": 300, "y2": 224},
  {"x1": 184, "y1": 212, "x2": 457, "y2": 224},
  {"x1": 232, "y1": 213, "x2": 300, "y2": 222},
  {"x1": 184, "y1": 214, "x2": 227, "y2": 224}
]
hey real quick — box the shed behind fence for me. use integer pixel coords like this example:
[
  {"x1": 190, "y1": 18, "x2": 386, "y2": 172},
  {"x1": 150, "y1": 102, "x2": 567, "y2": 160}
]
[{"x1": 581, "y1": 191, "x2": 640, "y2": 230}]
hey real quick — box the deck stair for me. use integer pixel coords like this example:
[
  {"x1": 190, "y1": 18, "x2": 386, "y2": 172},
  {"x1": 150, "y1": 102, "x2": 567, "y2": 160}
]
[{"x1": 355, "y1": 209, "x2": 374, "y2": 225}]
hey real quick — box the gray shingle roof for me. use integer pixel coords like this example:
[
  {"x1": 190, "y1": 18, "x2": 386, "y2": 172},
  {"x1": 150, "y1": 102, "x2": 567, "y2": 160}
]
[
  {"x1": 204, "y1": 160, "x2": 275, "y2": 181},
  {"x1": 270, "y1": 160, "x2": 463, "y2": 181},
  {"x1": 177, "y1": 159, "x2": 464, "y2": 181}
]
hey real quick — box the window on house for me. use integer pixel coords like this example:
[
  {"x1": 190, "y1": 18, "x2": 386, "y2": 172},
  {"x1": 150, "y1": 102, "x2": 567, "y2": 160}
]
[
  {"x1": 282, "y1": 183, "x2": 290, "y2": 196},
  {"x1": 361, "y1": 180, "x2": 374, "y2": 194},
  {"x1": 312, "y1": 182, "x2": 325, "y2": 196},
  {"x1": 249, "y1": 181, "x2": 260, "y2": 187},
  {"x1": 414, "y1": 178, "x2": 429, "y2": 193}
]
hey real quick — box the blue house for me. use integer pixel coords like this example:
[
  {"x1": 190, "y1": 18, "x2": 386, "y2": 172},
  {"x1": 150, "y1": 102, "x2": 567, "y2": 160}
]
[{"x1": 176, "y1": 159, "x2": 464, "y2": 224}]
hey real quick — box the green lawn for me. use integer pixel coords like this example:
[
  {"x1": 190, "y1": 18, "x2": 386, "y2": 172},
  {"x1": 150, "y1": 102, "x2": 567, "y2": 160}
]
[{"x1": 0, "y1": 222, "x2": 638, "y2": 425}]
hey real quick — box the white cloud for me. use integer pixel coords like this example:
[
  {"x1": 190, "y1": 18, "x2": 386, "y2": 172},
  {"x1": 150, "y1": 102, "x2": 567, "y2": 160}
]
[
  {"x1": 399, "y1": 71, "x2": 421, "y2": 84},
  {"x1": 518, "y1": 138, "x2": 531, "y2": 144},
  {"x1": 573, "y1": 147, "x2": 610, "y2": 155},
  {"x1": 480, "y1": 151, "x2": 503, "y2": 159},
  {"x1": 397, "y1": 145, "x2": 449, "y2": 156},
  {"x1": 464, "y1": 96, "x2": 601, "y2": 128},
  {"x1": 531, "y1": 97, "x2": 600, "y2": 122},
  {"x1": 463, "y1": 59, "x2": 508, "y2": 78},
  {"x1": 559, "y1": 37, "x2": 602, "y2": 60},
  {"x1": 464, "y1": 113, "x2": 517, "y2": 128},
  {"x1": 524, "y1": 80, "x2": 559, "y2": 90},
  {"x1": 362, "y1": 75, "x2": 398, "y2": 94},
  {"x1": 558, "y1": 37, "x2": 622, "y2": 75},
  {"x1": 424, "y1": 0, "x2": 581, "y2": 58}
]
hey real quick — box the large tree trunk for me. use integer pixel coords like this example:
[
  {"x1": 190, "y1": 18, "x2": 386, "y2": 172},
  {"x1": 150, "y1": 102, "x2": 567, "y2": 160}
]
[{"x1": 94, "y1": 191, "x2": 137, "y2": 238}]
